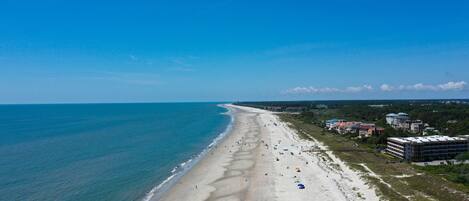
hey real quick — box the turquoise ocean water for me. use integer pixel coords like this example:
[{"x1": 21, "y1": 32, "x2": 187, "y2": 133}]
[{"x1": 0, "y1": 103, "x2": 231, "y2": 201}]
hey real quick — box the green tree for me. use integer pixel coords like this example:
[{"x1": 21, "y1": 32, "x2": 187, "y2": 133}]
[{"x1": 456, "y1": 152, "x2": 469, "y2": 162}]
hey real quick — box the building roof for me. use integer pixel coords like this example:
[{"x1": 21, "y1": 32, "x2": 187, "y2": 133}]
[
  {"x1": 388, "y1": 135, "x2": 467, "y2": 144},
  {"x1": 359, "y1": 123, "x2": 375, "y2": 130},
  {"x1": 326, "y1": 118, "x2": 344, "y2": 122}
]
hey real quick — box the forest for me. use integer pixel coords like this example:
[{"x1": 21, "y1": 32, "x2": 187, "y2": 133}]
[{"x1": 236, "y1": 99, "x2": 469, "y2": 136}]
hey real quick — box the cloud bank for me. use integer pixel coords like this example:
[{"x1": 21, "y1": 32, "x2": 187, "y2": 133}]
[
  {"x1": 285, "y1": 81, "x2": 466, "y2": 94},
  {"x1": 380, "y1": 81, "x2": 467, "y2": 92},
  {"x1": 285, "y1": 85, "x2": 373, "y2": 94}
]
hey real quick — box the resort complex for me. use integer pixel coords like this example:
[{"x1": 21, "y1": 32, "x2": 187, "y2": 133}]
[
  {"x1": 323, "y1": 111, "x2": 469, "y2": 162},
  {"x1": 325, "y1": 118, "x2": 384, "y2": 138},
  {"x1": 386, "y1": 112, "x2": 437, "y2": 134}
]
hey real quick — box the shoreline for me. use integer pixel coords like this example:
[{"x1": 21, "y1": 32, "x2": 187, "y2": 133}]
[
  {"x1": 143, "y1": 104, "x2": 235, "y2": 201},
  {"x1": 157, "y1": 105, "x2": 380, "y2": 201}
]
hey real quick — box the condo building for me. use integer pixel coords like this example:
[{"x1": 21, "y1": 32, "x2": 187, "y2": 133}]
[{"x1": 386, "y1": 135, "x2": 469, "y2": 162}]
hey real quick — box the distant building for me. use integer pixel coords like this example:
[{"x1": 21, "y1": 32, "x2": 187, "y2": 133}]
[
  {"x1": 375, "y1": 127, "x2": 385, "y2": 135},
  {"x1": 386, "y1": 112, "x2": 428, "y2": 133},
  {"x1": 359, "y1": 123, "x2": 375, "y2": 138},
  {"x1": 358, "y1": 124, "x2": 384, "y2": 138},
  {"x1": 394, "y1": 113, "x2": 410, "y2": 129},
  {"x1": 409, "y1": 120, "x2": 424, "y2": 134},
  {"x1": 386, "y1": 135, "x2": 469, "y2": 162},
  {"x1": 423, "y1": 127, "x2": 440, "y2": 135},
  {"x1": 386, "y1": 113, "x2": 398, "y2": 125},
  {"x1": 325, "y1": 119, "x2": 345, "y2": 130},
  {"x1": 386, "y1": 112, "x2": 409, "y2": 127},
  {"x1": 325, "y1": 118, "x2": 384, "y2": 137},
  {"x1": 337, "y1": 121, "x2": 361, "y2": 134}
]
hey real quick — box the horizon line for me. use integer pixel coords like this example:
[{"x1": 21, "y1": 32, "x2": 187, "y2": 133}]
[{"x1": 1, "y1": 98, "x2": 468, "y2": 106}]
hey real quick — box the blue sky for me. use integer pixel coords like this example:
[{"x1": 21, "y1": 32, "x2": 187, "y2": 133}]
[{"x1": 1, "y1": 0, "x2": 468, "y2": 103}]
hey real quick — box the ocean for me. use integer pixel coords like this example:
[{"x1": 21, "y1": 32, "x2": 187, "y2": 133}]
[{"x1": 0, "y1": 103, "x2": 231, "y2": 201}]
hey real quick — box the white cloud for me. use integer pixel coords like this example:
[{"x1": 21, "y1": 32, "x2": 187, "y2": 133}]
[
  {"x1": 438, "y1": 81, "x2": 467, "y2": 90},
  {"x1": 380, "y1": 84, "x2": 394, "y2": 92},
  {"x1": 284, "y1": 87, "x2": 338, "y2": 94},
  {"x1": 285, "y1": 85, "x2": 372, "y2": 94},
  {"x1": 397, "y1": 83, "x2": 436, "y2": 91},
  {"x1": 381, "y1": 81, "x2": 467, "y2": 92},
  {"x1": 284, "y1": 81, "x2": 467, "y2": 95},
  {"x1": 345, "y1": 84, "x2": 373, "y2": 93}
]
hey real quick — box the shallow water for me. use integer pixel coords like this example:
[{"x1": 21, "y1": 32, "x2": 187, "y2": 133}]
[{"x1": 0, "y1": 103, "x2": 230, "y2": 201}]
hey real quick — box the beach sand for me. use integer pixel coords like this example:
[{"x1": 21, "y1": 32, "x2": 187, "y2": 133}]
[{"x1": 157, "y1": 104, "x2": 379, "y2": 201}]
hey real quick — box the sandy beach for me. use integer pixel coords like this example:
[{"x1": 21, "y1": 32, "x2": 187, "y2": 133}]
[{"x1": 157, "y1": 104, "x2": 379, "y2": 201}]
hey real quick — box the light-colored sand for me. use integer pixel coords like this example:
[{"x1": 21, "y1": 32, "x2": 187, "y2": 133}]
[{"x1": 157, "y1": 104, "x2": 379, "y2": 201}]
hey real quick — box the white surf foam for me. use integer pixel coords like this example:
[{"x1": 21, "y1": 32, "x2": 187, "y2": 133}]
[{"x1": 141, "y1": 104, "x2": 234, "y2": 201}]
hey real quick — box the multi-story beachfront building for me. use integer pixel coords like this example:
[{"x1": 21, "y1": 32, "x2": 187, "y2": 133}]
[
  {"x1": 410, "y1": 120, "x2": 424, "y2": 133},
  {"x1": 386, "y1": 112, "x2": 410, "y2": 129},
  {"x1": 386, "y1": 113, "x2": 398, "y2": 125},
  {"x1": 386, "y1": 135, "x2": 469, "y2": 162}
]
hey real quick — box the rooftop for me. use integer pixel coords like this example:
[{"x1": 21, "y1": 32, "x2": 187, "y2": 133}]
[{"x1": 388, "y1": 135, "x2": 467, "y2": 144}]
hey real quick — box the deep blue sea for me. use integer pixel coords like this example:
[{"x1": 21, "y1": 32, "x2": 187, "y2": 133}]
[{"x1": 0, "y1": 103, "x2": 231, "y2": 201}]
